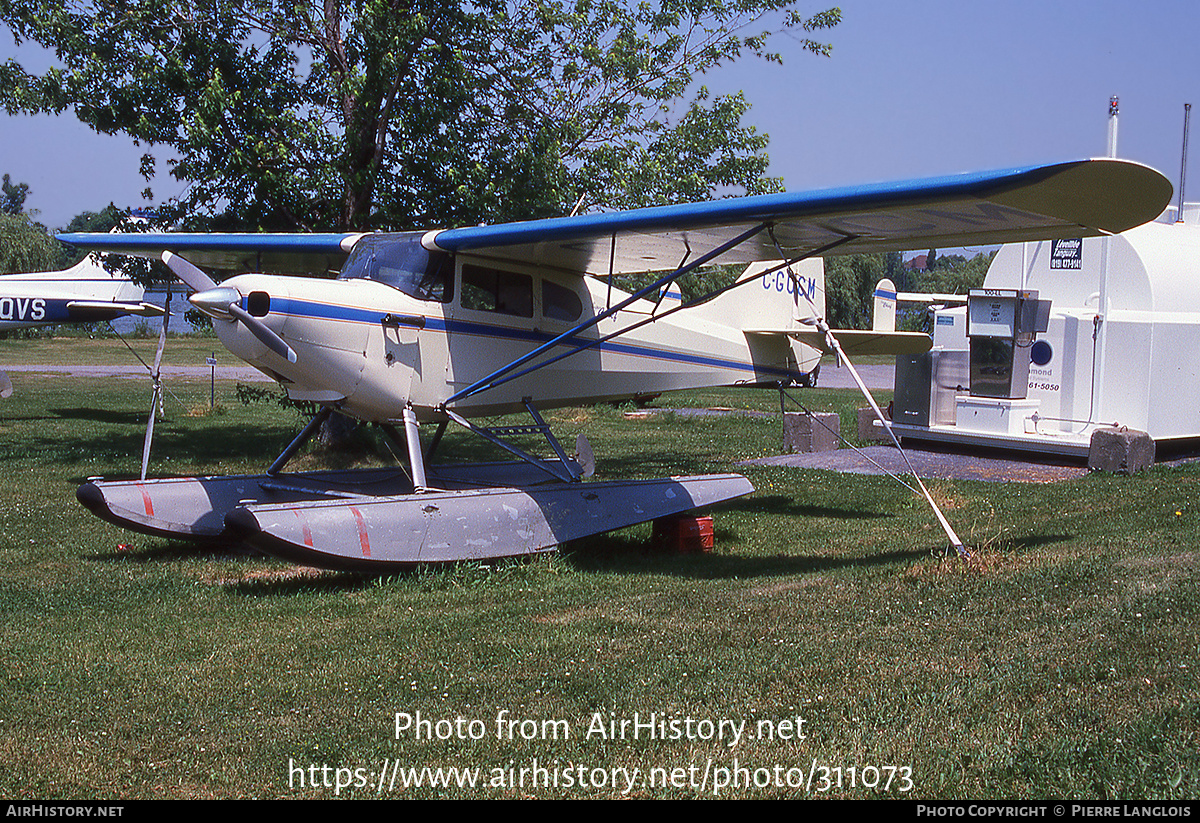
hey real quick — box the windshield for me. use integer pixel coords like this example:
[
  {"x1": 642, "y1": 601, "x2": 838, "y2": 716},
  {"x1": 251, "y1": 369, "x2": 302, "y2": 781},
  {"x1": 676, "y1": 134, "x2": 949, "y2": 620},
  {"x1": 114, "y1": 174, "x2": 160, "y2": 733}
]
[{"x1": 338, "y1": 233, "x2": 453, "y2": 303}]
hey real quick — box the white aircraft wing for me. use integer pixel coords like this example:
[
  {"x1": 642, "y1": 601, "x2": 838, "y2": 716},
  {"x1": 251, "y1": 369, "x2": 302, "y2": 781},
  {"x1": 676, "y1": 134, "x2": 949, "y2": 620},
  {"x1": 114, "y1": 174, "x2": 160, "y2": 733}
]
[
  {"x1": 425, "y1": 158, "x2": 1172, "y2": 274},
  {"x1": 59, "y1": 159, "x2": 1171, "y2": 278}
]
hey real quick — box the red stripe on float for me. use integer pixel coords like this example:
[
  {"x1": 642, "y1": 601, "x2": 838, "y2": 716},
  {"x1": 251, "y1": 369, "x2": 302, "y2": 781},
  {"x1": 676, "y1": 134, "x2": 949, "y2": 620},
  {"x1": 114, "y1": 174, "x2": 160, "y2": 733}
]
[
  {"x1": 349, "y1": 506, "x2": 370, "y2": 557},
  {"x1": 291, "y1": 509, "x2": 314, "y2": 547},
  {"x1": 137, "y1": 484, "x2": 154, "y2": 518}
]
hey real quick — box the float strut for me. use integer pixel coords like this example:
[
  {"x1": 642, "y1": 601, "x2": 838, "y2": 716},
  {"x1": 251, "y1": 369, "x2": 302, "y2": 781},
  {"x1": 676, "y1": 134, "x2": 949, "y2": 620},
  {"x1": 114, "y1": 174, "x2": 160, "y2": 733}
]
[
  {"x1": 402, "y1": 406, "x2": 428, "y2": 492},
  {"x1": 267, "y1": 406, "x2": 333, "y2": 476}
]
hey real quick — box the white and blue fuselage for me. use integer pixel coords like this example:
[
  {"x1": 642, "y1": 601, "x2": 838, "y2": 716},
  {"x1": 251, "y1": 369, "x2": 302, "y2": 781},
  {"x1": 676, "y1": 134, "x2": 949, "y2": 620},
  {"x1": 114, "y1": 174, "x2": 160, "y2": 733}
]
[
  {"x1": 0, "y1": 256, "x2": 156, "y2": 330},
  {"x1": 205, "y1": 238, "x2": 823, "y2": 423}
]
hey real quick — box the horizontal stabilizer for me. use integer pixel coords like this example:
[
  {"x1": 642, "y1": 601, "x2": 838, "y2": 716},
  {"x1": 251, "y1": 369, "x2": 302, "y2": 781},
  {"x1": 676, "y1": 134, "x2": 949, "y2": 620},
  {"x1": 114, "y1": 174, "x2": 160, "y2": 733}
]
[
  {"x1": 746, "y1": 328, "x2": 932, "y2": 356},
  {"x1": 789, "y1": 329, "x2": 933, "y2": 357},
  {"x1": 897, "y1": 292, "x2": 969, "y2": 304},
  {"x1": 66, "y1": 301, "x2": 166, "y2": 321}
]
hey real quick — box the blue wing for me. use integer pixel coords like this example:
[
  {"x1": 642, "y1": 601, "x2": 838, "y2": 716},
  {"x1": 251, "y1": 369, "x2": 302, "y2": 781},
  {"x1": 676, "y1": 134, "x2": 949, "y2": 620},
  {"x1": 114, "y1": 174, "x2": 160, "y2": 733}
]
[
  {"x1": 59, "y1": 159, "x2": 1171, "y2": 276},
  {"x1": 54, "y1": 232, "x2": 363, "y2": 276}
]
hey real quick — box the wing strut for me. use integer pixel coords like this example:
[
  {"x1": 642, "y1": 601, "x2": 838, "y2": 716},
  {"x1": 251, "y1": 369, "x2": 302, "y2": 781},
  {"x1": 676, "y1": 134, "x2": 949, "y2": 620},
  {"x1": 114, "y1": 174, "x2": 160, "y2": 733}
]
[
  {"x1": 140, "y1": 290, "x2": 170, "y2": 481},
  {"x1": 770, "y1": 238, "x2": 967, "y2": 556},
  {"x1": 444, "y1": 222, "x2": 771, "y2": 407}
]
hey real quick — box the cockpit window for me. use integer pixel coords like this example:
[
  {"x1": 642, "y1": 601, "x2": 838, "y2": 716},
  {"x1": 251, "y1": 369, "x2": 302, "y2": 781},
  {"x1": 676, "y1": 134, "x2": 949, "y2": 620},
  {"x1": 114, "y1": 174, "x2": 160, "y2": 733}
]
[{"x1": 338, "y1": 233, "x2": 453, "y2": 303}]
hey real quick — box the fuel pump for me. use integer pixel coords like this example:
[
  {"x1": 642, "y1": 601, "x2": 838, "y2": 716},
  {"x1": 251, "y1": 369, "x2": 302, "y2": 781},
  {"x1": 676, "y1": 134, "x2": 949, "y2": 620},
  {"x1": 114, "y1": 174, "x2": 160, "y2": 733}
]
[{"x1": 966, "y1": 289, "x2": 1052, "y2": 399}]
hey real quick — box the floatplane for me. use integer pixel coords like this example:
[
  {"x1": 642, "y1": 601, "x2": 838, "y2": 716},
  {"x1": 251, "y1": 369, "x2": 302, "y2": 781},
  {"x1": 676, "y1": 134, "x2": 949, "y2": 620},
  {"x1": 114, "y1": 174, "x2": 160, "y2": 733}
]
[
  {"x1": 60, "y1": 159, "x2": 1172, "y2": 570},
  {"x1": 0, "y1": 254, "x2": 164, "y2": 397}
]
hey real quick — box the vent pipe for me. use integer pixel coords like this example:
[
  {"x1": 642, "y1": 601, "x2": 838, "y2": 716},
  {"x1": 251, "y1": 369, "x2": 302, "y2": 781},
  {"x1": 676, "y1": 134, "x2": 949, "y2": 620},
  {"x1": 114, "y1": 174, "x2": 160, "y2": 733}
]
[{"x1": 1178, "y1": 103, "x2": 1191, "y2": 222}]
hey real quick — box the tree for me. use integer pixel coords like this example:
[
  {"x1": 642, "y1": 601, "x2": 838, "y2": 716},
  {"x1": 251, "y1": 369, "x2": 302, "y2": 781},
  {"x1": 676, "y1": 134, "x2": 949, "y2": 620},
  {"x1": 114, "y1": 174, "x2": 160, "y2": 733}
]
[
  {"x1": 0, "y1": 1, "x2": 840, "y2": 233},
  {"x1": 0, "y1": 174, "x2": 60, "y2": 270},
  {"x1": 894, "y1": 249, "x2": 995, "y2": 333},
  {"x1": 883, "y1": 249, "x2": 905, "y2": 291},
  {"x1": 914, "y1": 250, "x2": 994, "y2": 296},
  {"x1": 0, "y1": 212, "x2": 59, "y2": 273},
  {"x1": 62, "y1": 205, "x2": 124, "y2": 235},
  {"x1": 51, "y1": 205, "x2": 126, "y2": 267},
  {"x1": 823, "y1": 253, "x2": 885, "y2": 330},
  {"x1": 1, "y1": 173, "x2": 29, "y2": 214}
]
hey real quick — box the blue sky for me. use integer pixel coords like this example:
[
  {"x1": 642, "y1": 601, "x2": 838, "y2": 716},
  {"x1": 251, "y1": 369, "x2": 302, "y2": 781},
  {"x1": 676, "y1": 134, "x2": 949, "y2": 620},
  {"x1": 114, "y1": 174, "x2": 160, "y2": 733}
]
[{"x1": 3, "y1": 0, "x2": 1199, "y2": 240}]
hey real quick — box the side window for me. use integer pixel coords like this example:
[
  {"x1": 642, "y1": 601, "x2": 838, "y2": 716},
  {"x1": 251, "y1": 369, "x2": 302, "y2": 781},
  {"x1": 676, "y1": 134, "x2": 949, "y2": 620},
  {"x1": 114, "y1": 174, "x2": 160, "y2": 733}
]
[
  {"x1": 542, "y1": 280, "x2": 583, "y2": 323},
  {"x1": 461, "y1": 265, "x2": 533, "y2": 318}
]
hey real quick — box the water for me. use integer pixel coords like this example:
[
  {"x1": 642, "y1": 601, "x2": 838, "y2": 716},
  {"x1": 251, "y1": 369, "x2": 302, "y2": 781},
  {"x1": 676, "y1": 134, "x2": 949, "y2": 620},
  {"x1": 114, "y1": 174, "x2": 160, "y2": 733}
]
[{"x1": 107, "y1": 286, "x2": 203, "y2": 336}]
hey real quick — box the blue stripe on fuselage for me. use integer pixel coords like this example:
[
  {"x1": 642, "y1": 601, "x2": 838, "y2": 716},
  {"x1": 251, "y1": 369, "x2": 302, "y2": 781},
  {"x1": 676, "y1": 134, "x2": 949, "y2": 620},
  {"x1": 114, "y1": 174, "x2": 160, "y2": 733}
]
[
  {"x1": 0, "y1": 297, "x2": 75, "y2": 324},
  {"x1": 259, "y1": 296, "x2": 804, "y2": 381}
]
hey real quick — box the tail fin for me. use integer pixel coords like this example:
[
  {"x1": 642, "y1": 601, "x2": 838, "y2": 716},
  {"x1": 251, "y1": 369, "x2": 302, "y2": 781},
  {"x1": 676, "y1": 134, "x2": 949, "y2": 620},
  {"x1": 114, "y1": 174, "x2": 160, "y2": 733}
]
[
  {"x1": 688, "y1": 259, "x2": 825, "y2": 379},
  {"x1": 689, "y1": 258, "x2": 825, "y2": 331},
  {"x1": 873, "y1": 278, "x2": 897, "y2": 332},
  {"x1": 3, "y1": 255, "x2": 147, "y2": 305},
  {"x1": 685, "y1": 260, "x2": 931, "y2": 380}
]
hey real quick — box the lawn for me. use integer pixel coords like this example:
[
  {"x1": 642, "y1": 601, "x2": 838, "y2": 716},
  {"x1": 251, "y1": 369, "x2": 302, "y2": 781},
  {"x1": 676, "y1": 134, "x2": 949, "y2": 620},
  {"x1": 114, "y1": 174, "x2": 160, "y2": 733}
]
[{"x1": 0, "y1": 338, "x2": 1197, "y2": 798}]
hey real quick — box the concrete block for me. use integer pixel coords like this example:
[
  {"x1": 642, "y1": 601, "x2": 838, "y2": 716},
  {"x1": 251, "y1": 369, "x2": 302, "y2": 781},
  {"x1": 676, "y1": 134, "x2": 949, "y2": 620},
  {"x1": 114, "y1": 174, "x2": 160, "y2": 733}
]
[
  {"x1": 1088, "y1": 427, "x2": 1155, "y2": 474},
  {"x1": 857, "y1": 406, "x2": 892, "y2": 442},
  {"x1": 783, "y1": 411, "x2": 839, "y2": 453}
]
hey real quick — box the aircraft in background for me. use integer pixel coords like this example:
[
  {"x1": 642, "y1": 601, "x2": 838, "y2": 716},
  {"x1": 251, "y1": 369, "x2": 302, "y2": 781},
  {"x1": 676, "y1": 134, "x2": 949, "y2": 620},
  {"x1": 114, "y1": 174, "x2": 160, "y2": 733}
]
[
  {"x1": 61, "y1": 158, "x2": 1172, "y2": 569},
  {"x1": 0, "y1": 254, "x2": 164, "y2": 397}
]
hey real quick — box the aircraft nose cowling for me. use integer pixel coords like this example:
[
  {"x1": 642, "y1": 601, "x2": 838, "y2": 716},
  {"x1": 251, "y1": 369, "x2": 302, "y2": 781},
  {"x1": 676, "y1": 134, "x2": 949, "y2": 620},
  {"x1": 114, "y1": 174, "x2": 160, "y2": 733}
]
[{"x1": 201, "y1": 276, "x2": 298, "y2": 365}]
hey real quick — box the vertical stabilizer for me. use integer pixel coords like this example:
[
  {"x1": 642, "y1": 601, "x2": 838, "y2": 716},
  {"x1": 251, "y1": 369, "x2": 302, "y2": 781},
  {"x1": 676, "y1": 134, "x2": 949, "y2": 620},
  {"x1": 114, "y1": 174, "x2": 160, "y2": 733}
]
[
  {"x1": 691, "y1": 258, "x2": 824, "y2": 331},
  {"x1": 688, "y1": 259, "x2": 825, "y2": 379},
  {"x1": 873, "y1": 279, "x2": 897, "y2": 332}
]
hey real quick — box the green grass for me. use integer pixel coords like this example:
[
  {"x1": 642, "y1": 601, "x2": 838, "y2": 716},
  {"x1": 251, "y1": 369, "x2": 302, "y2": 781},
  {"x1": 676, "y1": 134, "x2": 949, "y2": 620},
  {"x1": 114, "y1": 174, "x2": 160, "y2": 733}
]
[
  {"x1": 0, "y1": 334, "x2": 235, "y2": 368},
  {"x1": 1, "y1": 342, "x2": 1198, "y2": 798}
]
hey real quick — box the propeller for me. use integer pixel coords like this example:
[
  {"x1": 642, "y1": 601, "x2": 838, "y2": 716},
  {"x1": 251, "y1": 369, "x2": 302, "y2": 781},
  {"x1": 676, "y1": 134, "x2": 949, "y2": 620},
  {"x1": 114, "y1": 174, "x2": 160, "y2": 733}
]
[
  {"x1": 140, "y1": 290, "x2": 170, "y2": 481},
  {"x1": 161, "y1": 251, "x2": 296, "y2": 364},
  {"x1": 162, "y1": 250, "x2": 218, "y2": 292},
  {"x1": 138, "y1": 250, "x2": 295, "y2": 480}
]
